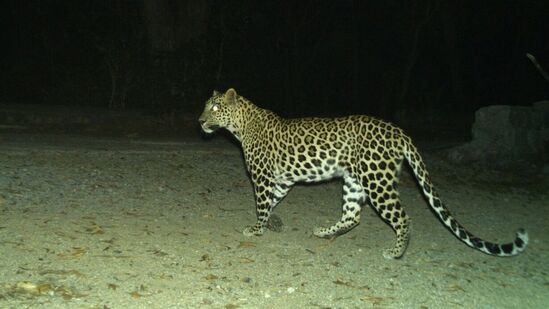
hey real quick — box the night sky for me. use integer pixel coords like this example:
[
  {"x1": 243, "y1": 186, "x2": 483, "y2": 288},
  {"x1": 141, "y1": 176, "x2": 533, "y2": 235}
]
[{"x1": 1, "y1": 1, "x2": 548, "y2": 133}]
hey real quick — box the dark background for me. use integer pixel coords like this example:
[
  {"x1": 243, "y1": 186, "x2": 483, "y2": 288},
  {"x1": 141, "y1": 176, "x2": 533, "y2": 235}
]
[{"x1": 1, "y1": 0, "x2": 548, "y2": 135}]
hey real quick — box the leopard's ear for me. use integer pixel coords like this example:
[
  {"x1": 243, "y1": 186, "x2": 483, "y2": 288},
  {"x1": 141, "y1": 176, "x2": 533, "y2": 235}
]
[
  {"x1": 225, "y1": 88, "x2": 237, "y2": 104},
  {"x1": 212, "y1": 90, "x2": 220, "y2": 96}
]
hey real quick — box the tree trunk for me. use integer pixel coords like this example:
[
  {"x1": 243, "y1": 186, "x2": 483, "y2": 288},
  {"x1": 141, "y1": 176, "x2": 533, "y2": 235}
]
[
  {"x1": 398, "y1": 0, "x2": 432, "y2": 108},
  {"x1": 143, "y1": 0, "x2": 176, "y2": 53},
  {"x1": 440, "y1": 1, "x2": 465, "y2": 110},
  {"x1": 143, "y1": 0, "x2": 210, "y2": 109}
]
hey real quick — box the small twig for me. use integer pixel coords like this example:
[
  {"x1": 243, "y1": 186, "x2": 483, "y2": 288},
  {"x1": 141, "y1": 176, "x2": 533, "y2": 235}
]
[
  {"x1": 217, "y1": 206, "x2": 247, "y2": 212},
  {"x1": 526, "y1": 53, "x2": 549, "y2": 84}
]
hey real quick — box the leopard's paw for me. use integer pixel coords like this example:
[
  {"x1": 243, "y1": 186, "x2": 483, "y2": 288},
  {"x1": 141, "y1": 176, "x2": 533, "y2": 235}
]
[
  {"x1": 313, "y1": 227, "x2": 331, "y2": 238},
  {"x1": 243, "y1": 226, "x2": 264, "y2": 236},
  {"x1": 382, "y1": 248, "x2": 404, "y2": 260}
]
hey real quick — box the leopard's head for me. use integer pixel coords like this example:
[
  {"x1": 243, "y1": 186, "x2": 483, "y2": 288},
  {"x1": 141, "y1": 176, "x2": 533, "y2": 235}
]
[{"x1": 199, "y1": 88, "x2": 241, "y2": 134}]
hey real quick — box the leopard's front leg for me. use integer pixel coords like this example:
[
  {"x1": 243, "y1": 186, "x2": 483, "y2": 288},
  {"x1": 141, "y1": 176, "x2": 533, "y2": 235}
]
[{"x1": 243, "y1": 178, "x2": 291, "y2": 236}]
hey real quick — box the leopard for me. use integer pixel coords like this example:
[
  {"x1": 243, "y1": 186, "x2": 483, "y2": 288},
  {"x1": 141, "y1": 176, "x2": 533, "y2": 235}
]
[{"x1": 198, "y1": 88, "x2": 528, "y2": 259}]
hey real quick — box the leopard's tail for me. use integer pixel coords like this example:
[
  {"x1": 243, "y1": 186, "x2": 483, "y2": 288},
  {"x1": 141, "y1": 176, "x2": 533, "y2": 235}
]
[{"x1": 402, "y1": 138, "x2": 528, "y2": 257}]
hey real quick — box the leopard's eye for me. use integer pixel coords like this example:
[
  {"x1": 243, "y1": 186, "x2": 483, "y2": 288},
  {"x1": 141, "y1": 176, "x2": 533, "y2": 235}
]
[{"x1": 211, "y1": 104, "x2": 219, "y2": 112}]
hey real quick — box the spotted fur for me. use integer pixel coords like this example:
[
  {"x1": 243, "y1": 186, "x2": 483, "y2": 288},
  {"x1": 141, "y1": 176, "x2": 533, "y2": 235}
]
[{"x1": 199, "y1": 88, "x2": 528, "y2": 259}]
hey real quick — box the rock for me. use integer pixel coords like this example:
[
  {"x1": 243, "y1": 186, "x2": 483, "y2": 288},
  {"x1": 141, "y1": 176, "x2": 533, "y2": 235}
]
[
  {"x1": 533, "y1": 100, "x2": 549, "y2": 143},
  {"x1": 448, "y1": 105, "x2": 545, "y2": 169}
]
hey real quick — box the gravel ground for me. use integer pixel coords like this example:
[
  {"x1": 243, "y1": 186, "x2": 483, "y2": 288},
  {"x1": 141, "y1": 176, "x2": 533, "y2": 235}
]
[{"x1": 0, "y1": 133, "x2": 547, "y2": 309}]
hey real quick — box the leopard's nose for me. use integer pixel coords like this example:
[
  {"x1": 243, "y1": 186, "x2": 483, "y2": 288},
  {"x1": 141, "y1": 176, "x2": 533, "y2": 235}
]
[{"x1": 198, "y1": 119, "x2": 205, "y2": 125}]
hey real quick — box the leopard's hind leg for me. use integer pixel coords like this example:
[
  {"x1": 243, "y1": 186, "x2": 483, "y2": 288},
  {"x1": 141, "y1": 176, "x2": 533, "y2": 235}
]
[
  {"x1": 365, "y1": 178, "x2": 410, "y2": 259},
  {"x1": 313, "y1": 174, "x2": 365, "y2": 238}
]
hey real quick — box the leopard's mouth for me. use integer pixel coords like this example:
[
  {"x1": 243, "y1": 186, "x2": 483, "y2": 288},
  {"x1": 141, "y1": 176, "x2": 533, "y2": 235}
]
[{"x1": 201, "y1": 123, "x2": 220, "y2": 134}]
